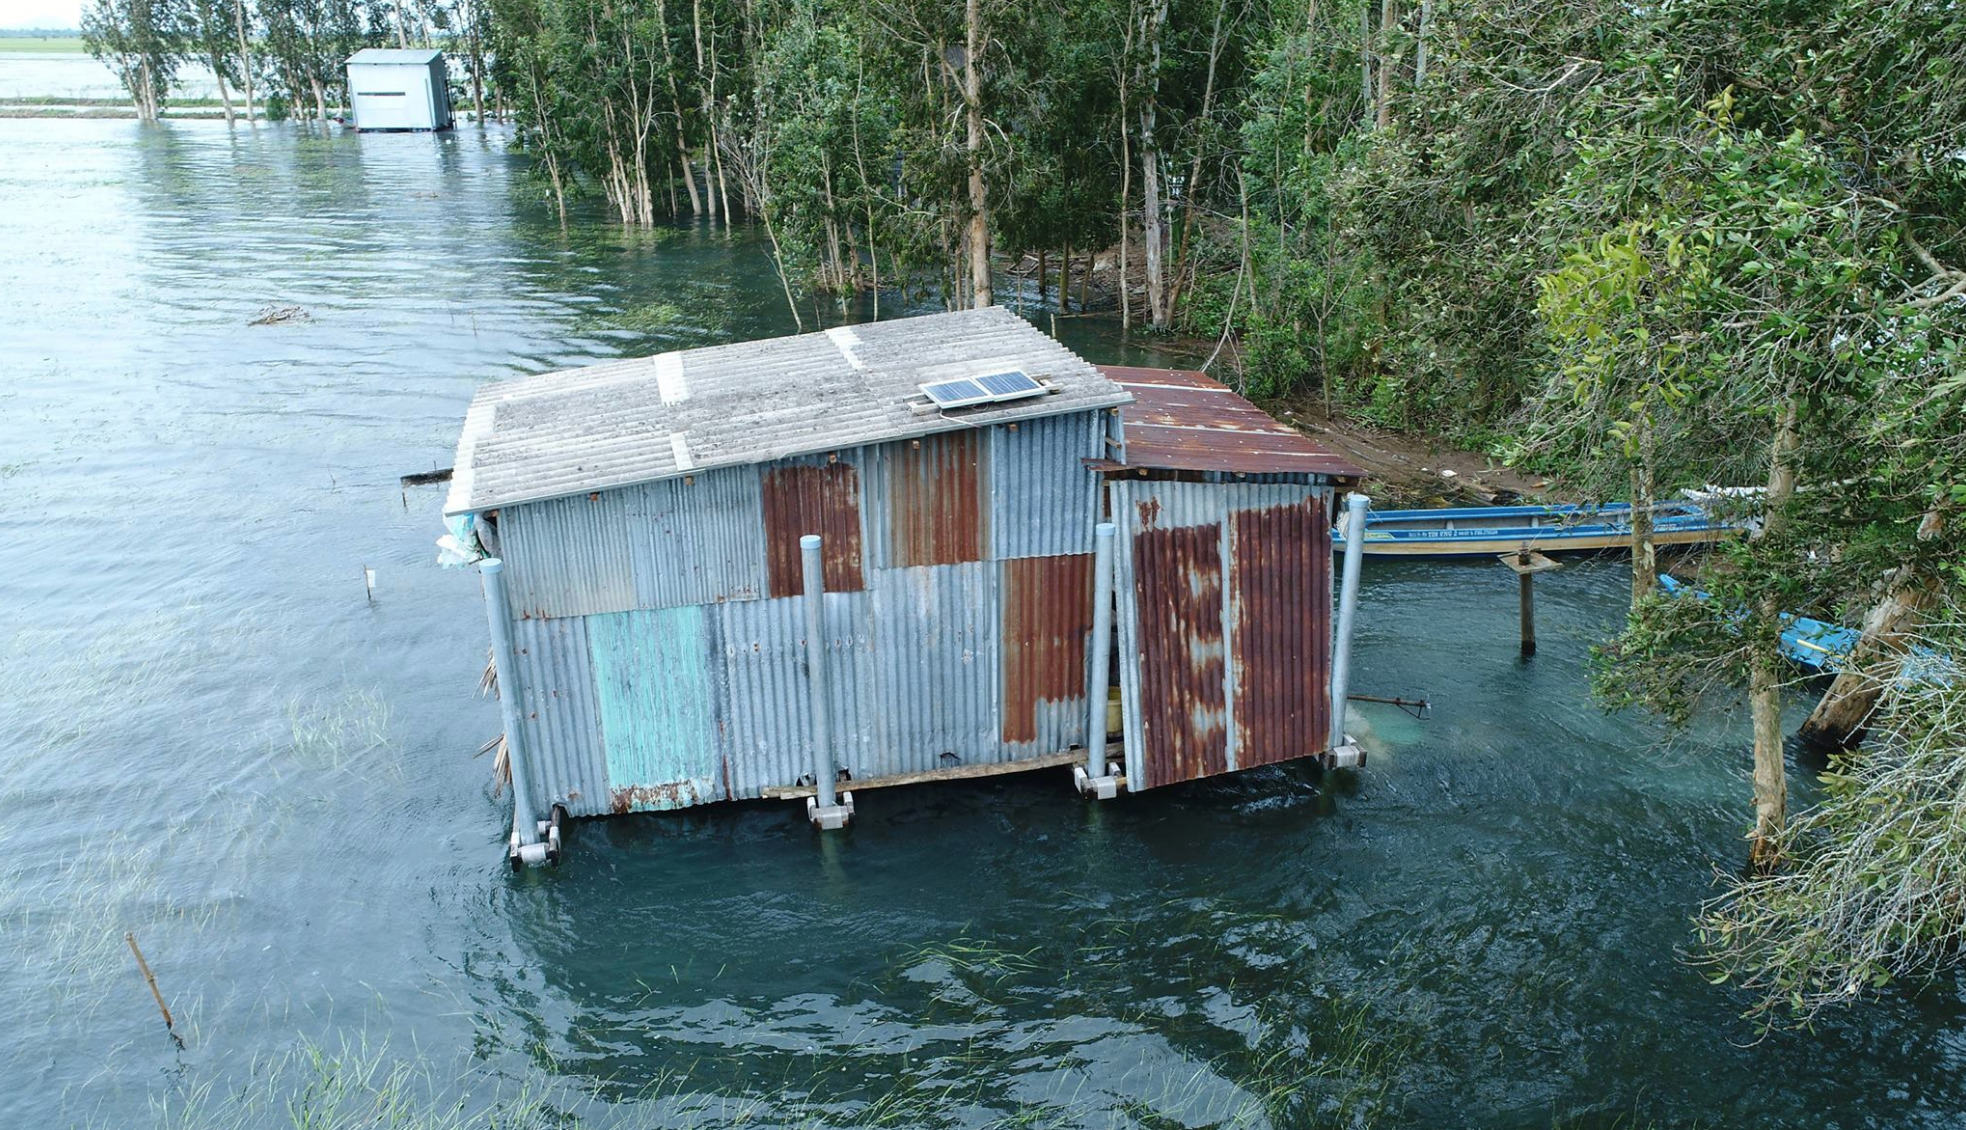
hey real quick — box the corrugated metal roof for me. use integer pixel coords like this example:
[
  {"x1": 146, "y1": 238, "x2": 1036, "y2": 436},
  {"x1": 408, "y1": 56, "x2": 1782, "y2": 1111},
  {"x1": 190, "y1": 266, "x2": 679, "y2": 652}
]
[
  {"x1": 447, "y1": 308, "x2": 1132, "y2": 515},
  {"x1": 1096, "y1": 366, "x2": 1365, "y2": 478},
  {"x1": 347, "y1": 48, "x2": 445, "y2": 64}
]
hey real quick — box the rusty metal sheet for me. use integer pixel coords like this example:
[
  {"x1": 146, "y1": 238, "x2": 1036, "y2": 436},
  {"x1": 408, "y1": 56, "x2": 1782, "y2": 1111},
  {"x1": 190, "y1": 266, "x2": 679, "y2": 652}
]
[
  {"x1": 880, "y1": 430, "x2": 984, "y2": 567},
  {"x1": 1112, "y1": 480, "x2": 1336, "y2": 790},
  {"x1": 1000, "y1": 554, "x2": 1095, "y2": 746},
  {"x1": 1098, "y1": 365, "x2": 1364, "y2": 478},
  {"x1": 1231, "y1": 497, "x2": 1331, "y2": 767},
  {"x1": 761, "y1": 457, "x2": 865, "y2": 596},
  {"x1": 1129, "y1": 518, "x2": 1229, "y2": 787}
]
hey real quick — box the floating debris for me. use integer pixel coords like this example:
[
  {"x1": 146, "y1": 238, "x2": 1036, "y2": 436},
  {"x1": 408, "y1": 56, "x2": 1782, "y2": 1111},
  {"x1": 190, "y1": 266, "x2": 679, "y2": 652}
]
[{"x1": 249, "y1": 305, "x2": 313, "y2": 326}]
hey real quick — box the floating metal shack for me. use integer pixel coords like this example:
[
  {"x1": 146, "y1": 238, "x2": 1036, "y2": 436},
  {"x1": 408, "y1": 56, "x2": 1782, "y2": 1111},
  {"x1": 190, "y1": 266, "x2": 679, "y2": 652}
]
[
  {"x1": 345, "y1": 48, "x2": 454, "y2": 131},
  {"x1": 442, "y1": 308, "x2": 1365, "y2": 863}
]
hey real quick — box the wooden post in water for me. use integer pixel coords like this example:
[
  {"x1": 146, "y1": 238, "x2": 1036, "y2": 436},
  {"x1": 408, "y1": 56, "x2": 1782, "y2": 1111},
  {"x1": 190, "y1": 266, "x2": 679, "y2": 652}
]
[{"x1": 1498, "y1": 545, "x2": 1559, "y2": 659}]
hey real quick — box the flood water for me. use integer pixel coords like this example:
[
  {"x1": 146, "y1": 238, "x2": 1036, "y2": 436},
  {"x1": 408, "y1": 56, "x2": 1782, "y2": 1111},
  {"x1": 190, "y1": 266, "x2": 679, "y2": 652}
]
[{"x1": 3, "y1": 118, "x2": 1964, "y2": 1129}]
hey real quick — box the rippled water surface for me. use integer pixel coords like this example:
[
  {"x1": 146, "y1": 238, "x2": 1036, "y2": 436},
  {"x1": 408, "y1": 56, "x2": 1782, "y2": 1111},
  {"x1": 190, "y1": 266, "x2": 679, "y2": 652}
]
[{"x1": 3, "y1": 118, "x2": 1964, "y2": 1129}]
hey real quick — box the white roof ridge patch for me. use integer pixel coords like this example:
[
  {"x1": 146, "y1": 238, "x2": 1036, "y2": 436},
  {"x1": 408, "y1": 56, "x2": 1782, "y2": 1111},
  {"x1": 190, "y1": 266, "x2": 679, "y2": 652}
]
[
  {"x1": 669, "y1": 432, "x2": 695, "y2": 472},
  {"x1": 824, "y1": 325, "x2": 866, "y2": 370},
  {"x1": 654, "y1": 351, "x2": 689, "y2": 404}
]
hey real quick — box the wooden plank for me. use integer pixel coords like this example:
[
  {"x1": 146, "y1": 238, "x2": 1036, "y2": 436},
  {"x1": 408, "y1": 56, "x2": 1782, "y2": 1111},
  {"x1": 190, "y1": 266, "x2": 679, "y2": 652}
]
[{"x1": 760, "y1": 748, "x2": 1085, "y2": 799}]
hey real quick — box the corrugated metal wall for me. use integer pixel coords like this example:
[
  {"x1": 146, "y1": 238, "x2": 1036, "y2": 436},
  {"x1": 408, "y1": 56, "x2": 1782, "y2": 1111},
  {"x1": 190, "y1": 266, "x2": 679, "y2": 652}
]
[
  {"x1": 589, "y1": 605, "x2": 727, "y2": 811},
  {"x1": 990, "y1": 410, "x2": 1106, "y2": 559},
  {"x1": 999, "y1": 554, "x2": 1094, "y2": 754},
  {"x1": 867, "y1": 561, "x2": 1000, "y2": 774},
  {"x1": 498, "y1": 490, "x2": 638, "y2": 619},
  {"x1": 500, "y1": 470, "x2": 767, "y2": 617},
  {"x1": 1110, "y1": 479, "x2": 1335, "y2": 791},
  {"x1": 509, "y1": 614, "x2": 611, "y2": 817},
  {"x1": 494, "y1": 408, "x2": 1341, "y2": 818},
  {"x1": 869, "y1": 431, "x2": 987, "y2": 567},
  {"x1": 629, "y1": 469, "x2": 768, "y2": 609}
]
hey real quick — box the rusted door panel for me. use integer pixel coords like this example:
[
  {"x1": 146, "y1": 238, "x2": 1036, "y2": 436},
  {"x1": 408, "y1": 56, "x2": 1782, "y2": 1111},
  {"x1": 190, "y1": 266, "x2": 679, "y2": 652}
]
[
  {"x1": 1129, "y1": 520, "x2": 1229, "y2": 788},
  {"x1": 1113, "y1": 480, "x2": 1333, "y2": 790},
  {"x1": 1231, "y1": 497, "x2": 1330, "y2": 768}
]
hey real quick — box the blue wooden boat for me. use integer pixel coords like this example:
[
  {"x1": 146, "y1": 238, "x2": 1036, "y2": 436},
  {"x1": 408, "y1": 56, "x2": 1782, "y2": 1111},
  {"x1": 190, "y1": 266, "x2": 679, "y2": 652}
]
[
  {"x1": 1658, "y1": 574, "x2": 1952, "y2": 683},
  {"x1": 1331, "y1": 501, "x2": 1741, "y2": 558}
]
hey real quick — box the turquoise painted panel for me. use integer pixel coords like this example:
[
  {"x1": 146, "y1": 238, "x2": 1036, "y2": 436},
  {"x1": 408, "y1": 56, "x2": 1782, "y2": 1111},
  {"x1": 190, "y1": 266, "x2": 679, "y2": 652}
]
[{"x1": 587, "y1": 605, "x2": 725, "y2": 812}]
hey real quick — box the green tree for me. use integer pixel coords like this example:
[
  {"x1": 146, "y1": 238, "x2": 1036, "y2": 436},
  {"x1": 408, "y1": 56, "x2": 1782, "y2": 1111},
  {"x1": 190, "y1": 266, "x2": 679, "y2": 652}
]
[{"x1": 82, "y1": 0, "x2": 189, "y2": 122}]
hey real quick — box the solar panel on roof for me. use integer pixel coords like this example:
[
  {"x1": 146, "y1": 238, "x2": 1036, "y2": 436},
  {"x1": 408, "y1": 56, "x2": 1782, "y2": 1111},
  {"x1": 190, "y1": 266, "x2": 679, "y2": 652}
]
[
  {"x1": 976, "y1": 370, "x2": 1041, "y2": 397},
  {"x1": 919, "y1": 369, "x2": 1046, "y2": 410},
  {"x1": 921, "y1": 378, "x2": 991, "y2": 407}
]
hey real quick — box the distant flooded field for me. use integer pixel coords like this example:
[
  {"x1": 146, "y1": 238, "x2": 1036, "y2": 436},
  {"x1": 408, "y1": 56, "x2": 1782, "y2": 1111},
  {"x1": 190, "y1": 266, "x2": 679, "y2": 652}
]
[
  {"x1": 0, "y1": 48, "x2": 220, "y2": 102},
  {"x1": 2, "y1": 116, "x2": 1963, "y2": 1129}
]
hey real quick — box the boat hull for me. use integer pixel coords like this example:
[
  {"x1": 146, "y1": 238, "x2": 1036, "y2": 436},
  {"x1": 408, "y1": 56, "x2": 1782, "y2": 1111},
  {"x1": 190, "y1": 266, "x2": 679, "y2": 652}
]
[
  {"x1": 1351, "y1": 526, "x2": 1735, "y2": 558},
  {"x1": 1331, "y1": 501, "x2": 1743, "y2": 558}
]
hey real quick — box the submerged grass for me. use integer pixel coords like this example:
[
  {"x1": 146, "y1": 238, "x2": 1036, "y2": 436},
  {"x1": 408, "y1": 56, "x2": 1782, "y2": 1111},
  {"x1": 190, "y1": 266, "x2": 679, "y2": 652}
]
[{"x1": 126, "y1": 1022, "x2": 1404, "y2": 1130}]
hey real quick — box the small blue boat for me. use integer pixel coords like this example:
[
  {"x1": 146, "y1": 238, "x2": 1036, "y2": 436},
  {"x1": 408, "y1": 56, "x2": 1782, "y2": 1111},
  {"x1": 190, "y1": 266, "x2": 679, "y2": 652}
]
[
  {"x1": 1658, "y1": 574, "x2": 1951, "y2": 683},
  {"x1": 1331, "y1": 501, "x2": 1742, "y2": 558}
]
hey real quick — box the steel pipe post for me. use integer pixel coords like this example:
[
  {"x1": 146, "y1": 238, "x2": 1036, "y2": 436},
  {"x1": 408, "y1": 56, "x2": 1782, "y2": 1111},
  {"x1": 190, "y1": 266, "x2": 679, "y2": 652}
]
[
  {"x1": 1328, "y1": 493, "x2": 1370, "y2": 753},
  {"x1": 1075, "y1": 522, "x2": 1120, "y2": 799},
  {"x1": 800, "y1": 535, "x2": 838, "y2": 812},
  {"x1": 480, "y1": 559, "x2": 540, "y2": 851}
]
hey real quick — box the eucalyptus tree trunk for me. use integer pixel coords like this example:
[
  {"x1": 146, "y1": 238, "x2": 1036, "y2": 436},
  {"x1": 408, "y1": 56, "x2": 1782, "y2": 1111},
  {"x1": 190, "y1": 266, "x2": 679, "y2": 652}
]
[
  {"x1": 1165, "y1": 0, "x2": 1225, "y2": 321},
  {"x1": 232, "y1": 0, "x2": 256, "y2": 125},
  {"x1": 1749, "y1": 399, "x2": 1799, "y2": 872},
  {"x1": 655, "y1": 0, "x2": 702, "y2": 213},
  {"x1": 1630, "y1": 411, "x2": 1658, "y2": 608},
  {"x1": 464, "y1": 0, "x2": 486, "y2": 123},
  {"x1": 962, "y1": 0, "x2": 993, "y2": 308},
  {"x1": 1415, "y1": 0, "x2": 1430, "y2": 84},
  {"x1": 693, "y1": 0, "x2": 723, "y2": 223},
  {"x1": 209, "y1": 51, "x2": 236, "y2": 124},
  {"x1": 395, "y1": 2, "x2": 410, "y2": 48},
  {"x1": 1058, "y1": 238, "x2": 1071, "y2": 312},
  {"x1": 1799, "y1": 562, "x2": 1940, "y2": 749},
  {"x1": 1137, "y1": 0, "x2": 1170, "y2": 329},
  {"x1": 1359, "y1": 1, "x2": 1372, "y2": 125},
  {"x1": 1376, "y1": 0, "x2": 1395, "y2": 130}
]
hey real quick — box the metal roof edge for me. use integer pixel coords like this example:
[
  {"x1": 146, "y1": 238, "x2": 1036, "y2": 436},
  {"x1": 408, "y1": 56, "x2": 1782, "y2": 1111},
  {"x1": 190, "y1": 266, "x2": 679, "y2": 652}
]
[{"x1": 443, "y1": 389, "x2": 1132, "y2": 516}]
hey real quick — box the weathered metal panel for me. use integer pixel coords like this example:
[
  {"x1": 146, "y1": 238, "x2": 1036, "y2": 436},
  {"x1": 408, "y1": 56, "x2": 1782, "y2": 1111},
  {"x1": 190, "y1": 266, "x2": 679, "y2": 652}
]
[
  {"x1": 627, "y1": 467, "x2": 768, "y2": 609},
  {"x1": 989, "y1": 411, "x2": 1106, "y2": 559},
  {"x1": 717, "y1": 591, "x2": 876, "y2": 799},
  {"x1": 496, "y1": 492, "x2": 638, "y2": 619},
  {"x1": 1132, "y1": 520, "x2": 1229, "y2": 788},
  {"x1": 869, "y1": 431, "x2": 986, "y2": 568},
  {"x1": 1231, "y1": 495, "x2": 1332, "y2": 768},
  {"x1": 1112, "y1": 480, "x2": 1334, "y2": 790},
  {"x1": 999, "y1": 554, "x2": 1094, "y2": 750},
  {"x1": 509, "y1": 613, "x2": 611, "y2": 817},
  {"x1": 761, "y1": 457, "x2": 866, "y2": 597},
  {"x1": 448, "y1": 307, "x2": 1133, "y2": 517},
  {"x1": 1096, "y1": 366, "x2": 1365, "y2": 478},
  {"x1": 588, "y1": 605, "x2": 728, "y2": 812},
  {"x1": 867, "y1": 562, "x2": 1000, "y2": 775}
]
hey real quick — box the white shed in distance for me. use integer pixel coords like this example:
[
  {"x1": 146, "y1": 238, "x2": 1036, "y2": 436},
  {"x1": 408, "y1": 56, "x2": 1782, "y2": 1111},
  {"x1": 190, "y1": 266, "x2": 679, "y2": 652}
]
[{"x1": 346, "y1": 48, "x2": 454, "y2": 131}]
